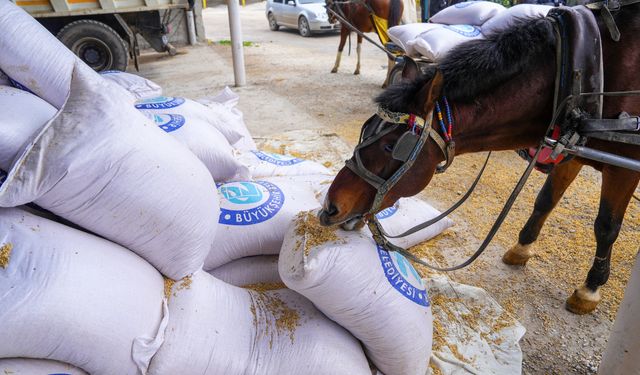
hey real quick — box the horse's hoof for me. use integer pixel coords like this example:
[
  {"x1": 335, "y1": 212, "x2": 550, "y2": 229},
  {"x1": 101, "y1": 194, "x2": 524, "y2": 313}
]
[
  {"x1": 565, "y1": 285, "x2": 600, "y2": 315},
  {"x1": 353, "y1": 70, "x2": 360, "y2": 75},
  {"x1": 331, "y1": 68, "x2": 338, "y2": 73},
  {"x1": 502, "y1": 243, "x2": 533, "y2": 266}
]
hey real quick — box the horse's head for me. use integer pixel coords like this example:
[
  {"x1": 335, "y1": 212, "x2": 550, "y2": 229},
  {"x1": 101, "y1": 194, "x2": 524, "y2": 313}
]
[
  {"x1": 320, "y1": 59, "x2": 448, "y2": 228},
  {"x1": 325, "y1": 0, "x2": 338, "y2": 24}
]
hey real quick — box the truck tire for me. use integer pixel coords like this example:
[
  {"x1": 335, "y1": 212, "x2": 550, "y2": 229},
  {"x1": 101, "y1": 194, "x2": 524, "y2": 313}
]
[{"x1": 57, "y1": 19, "x2": 129, "y2": 72}]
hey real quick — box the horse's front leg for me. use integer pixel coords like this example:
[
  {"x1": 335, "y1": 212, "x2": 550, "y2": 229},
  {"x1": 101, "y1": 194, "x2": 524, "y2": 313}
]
[
  {"x1": 503, "y1": 159, "x2": 582, "y2": 265},
  {"x1": 331, "y1": 26, "x2": 349, "y2": 73},
  {"x1": 566, "y1": 166, "x2": 639, "y2": 314},
  {"x1": 354, "y1": 34, "x2": 363, "y2": 75}
]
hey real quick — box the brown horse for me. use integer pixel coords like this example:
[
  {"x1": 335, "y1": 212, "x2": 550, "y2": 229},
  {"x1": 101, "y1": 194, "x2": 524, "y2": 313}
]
[
  {"x1": 326, "y1": 0, "x2": 403, "y2": 87},
  {"x1": 320, "y1": 8, "x2": 640, "y2": 314}
]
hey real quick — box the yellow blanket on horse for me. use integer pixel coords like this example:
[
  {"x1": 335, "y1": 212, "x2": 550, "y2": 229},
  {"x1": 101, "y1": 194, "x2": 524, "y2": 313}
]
[{"x1": 370, "y1": 14, "x2": 390, "y2": 45}]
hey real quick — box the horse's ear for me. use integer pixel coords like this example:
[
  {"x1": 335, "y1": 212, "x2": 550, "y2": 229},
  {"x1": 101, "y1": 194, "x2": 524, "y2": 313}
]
[
  {"x1": 422, "y1": 71, "x2": 444, "y2": 113},
  {"x1": 401, "y1": 57, "x2": 421, "y2": 82}
]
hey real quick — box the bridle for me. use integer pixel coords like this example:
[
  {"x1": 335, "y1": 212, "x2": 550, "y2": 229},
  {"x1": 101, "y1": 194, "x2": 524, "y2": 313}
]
[{"x1": 344, "y1": 89, "x2": 496, "y2": 271}]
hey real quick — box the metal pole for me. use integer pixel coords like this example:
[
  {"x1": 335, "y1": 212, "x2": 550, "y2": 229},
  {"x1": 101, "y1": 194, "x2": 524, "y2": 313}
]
[
  {"x1": 227, "y1": 0, "x2": 246, "y2": 86},
  {"x1": 186, "y1": 10, "x2": 197, "y2": 46},
  {"x1": 598, "y1": 249, "x2": 640, "y2": 375},
  {"x1": 565, "y1": 145, "x2": 640, "y2": 172}
]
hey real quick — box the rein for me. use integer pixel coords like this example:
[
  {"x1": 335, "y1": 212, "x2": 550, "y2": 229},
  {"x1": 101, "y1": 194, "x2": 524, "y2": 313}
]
[{"x1": 342, "y1": 1, "x2": 640, "y2": 272}]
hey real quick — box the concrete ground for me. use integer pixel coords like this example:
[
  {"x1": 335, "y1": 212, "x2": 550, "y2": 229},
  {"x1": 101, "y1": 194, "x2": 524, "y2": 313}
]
[{"x1": 134, "y1": 3, "x2": 640, "y2": 374}]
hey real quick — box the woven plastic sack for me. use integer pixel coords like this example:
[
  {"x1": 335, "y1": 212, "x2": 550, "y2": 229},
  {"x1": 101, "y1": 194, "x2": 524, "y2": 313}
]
[
  {"x1": 0, "y1": 208, "x2": 167, "y2": 375},
  {"x1": 0, "y1": 86, "x2": 56, "y2": 171},
  {"x1": 0, "y1": 2, "x2": 107, "y2": 109},
  {"x1": 100, "y1": 70, "x2": 163, "y2": 100},
  {"x1": 208, "y1": 255, "x2": 281, "y2": 286},
  {"x1": 407, "y1": 24, "x2": 484, "y2": 61},
  {"x1": 236, "y1": 150, "x2": 331, "y2": 178},
  {"x1": 482, "y1": 4, "x2": 553, "y2": 34},
  {"x1": 136, "y1": 95, "x2": 244, "y2": 146},
  {"x1": 144, "y1": 112, "x2": 250, "y2": 181},
  {"x1": 148, "y1": 271, "x2": 371, "y2": 375},
  {"x1": 388, "y1": 23, "x2": 443, "y2": 54},
  {"x1": 0, "y1": 64, "x2": 219, "y2": 280},
  {"x1": 280, "y1": 211, "x2": 433, "y2": 375},
  {"x1": 374, "y1": 197, "x2": 454, "y2": 248},
  {"x1": 0, "y1": 359, "x2": 88, "y2": 375},
  {"x1": 196, "y1": 87, "x2": 257, "y2": 151},
  {"x1": 204, "y1": 176, "x2": 320, "y2": 270},
  {"x1": 430, "y1": 1, "x2": 505, "y2": 26}
]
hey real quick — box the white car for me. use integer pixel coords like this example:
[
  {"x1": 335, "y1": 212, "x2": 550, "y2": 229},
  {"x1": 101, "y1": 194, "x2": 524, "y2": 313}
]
[{"x1": 266, "y1": 0, "x2": 340, "y2": 37}]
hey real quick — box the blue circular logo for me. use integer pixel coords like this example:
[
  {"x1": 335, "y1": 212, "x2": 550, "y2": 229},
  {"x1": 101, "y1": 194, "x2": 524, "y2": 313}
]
[
  {"x1": 377, "y1": 245, "x2": 429, "y2": 306},
  {"x1": 218, "y1": 181, "x2": 285, "y2": 225},
  {"x1": 135, "y1": 96, "x2": 186, "y2": 110},
  {"x1": 0, "y1": 169, "x2": 6, "y2": 188},
  {"x1": 376, "y1": 201, "x2": 399, "y2": 220},
  {"x1": 444, "y1": 24, "x2": 482, "y2": 37},
  {"x1": 150, "y1": 114, "x2": 186, "y2": 133},
  {"x1": 252, "y1": 150, "x2": 304, "y2": 166}
]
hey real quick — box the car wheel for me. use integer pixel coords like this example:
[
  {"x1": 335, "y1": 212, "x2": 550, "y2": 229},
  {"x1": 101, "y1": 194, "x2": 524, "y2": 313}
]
[
  {"x1": 387, "y1": 60, "x2": 405, "y2": 85},
  {"x1": 268, "y1": 13, "x2": 280, "y2": 31},
  {"x1": 298, "y1": 16, "x2": 311, "y2": 37},
  {"x1": 57, "y1": 19, "x2": 128, "y2": 72}
]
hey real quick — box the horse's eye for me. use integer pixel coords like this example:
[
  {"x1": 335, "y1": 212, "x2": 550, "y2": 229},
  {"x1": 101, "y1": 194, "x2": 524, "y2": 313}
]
[{"x1": 384, "y1": 144, "x2": 394, "y2": 153}]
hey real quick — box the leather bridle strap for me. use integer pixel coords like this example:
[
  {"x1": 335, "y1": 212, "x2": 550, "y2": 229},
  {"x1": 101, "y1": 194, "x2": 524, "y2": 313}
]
[
  {"x1": 376, "y1": 151, "x2": 491, "y2": 239},
  {"x1": 369, "y1": 143, "x2": 545, "y2": 272}
]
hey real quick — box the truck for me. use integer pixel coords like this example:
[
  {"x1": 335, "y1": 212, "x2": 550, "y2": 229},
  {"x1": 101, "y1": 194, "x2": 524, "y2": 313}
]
[{"x1": 13, "y1": 0, "x2": 200, "y2": 71}]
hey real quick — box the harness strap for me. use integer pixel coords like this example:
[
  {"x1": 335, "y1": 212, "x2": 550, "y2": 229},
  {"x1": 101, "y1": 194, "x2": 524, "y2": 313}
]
[
  {"x1": 369, "y1": 143, "x2": 545, "y2": 272},
  {"x1": 581, "y1": 113, "x2": 640, "y2": 133},
  {"x1": 584, "y1": 131, "x2": 640, "y2": 145},
  {"x1": 377, "y1": 151, "x2": 491, "y2": 239}
]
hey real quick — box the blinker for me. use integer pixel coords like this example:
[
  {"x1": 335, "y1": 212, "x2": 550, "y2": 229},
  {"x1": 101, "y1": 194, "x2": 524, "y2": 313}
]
[{"x1": 392, "y1": 132, "x2": 420, "y2": 162}]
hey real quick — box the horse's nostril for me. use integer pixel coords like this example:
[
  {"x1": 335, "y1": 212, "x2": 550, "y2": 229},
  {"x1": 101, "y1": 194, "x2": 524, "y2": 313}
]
[{"x1": 326, "y1": 203, "x2": 339, "y2": 216}]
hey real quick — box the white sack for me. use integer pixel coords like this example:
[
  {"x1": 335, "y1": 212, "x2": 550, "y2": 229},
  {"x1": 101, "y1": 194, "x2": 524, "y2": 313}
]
[
  {"x1": 482, "y1": 4, "x2": 553, "y2": 34},
  {"x1": 280, "y1": 212, "x2": 433, "y2": 375},
  {"x1": 375, "y1": 197, "x2": 454, "y2": 248},
  {"x1": 208, "y1": 255, "x2": 281, "y2": 286},
  {"x1": 0, "y1": 208, "x2": 167, "y2": 375},
  {"x1": 0, "y1": 358, "x2": 88, "y2": 375},
  {"x1": 430, "y1": 1, "x2": 505, "y2": 26},
  {"x1": 100, "y1": 70, "x2": 163, "y2": 100},
  {"x1": 136, "y1": 95, "x2": 244, "y2": 146},
  {"x1": 148, "y1": 271, "x2": 371, "y2": 375},
  {"x1": 197, "y1": 86, "x2": 257, "y2": 151},
  {"x1": 205, "y1": 177, "x2": 319, "y2": 270},
  {"x1": 0, "y1": 86, "x2": 56, "y2": 171},
  {"x1": 0, "y1": 64, "x2": 219, "y2": 280},
  {"x1": 144, "y1": 112, "x2": 250, "y2": 181},
  {"x1": 407, "y1": 24, "x2": 484, "y2": 61},
  {"x1": 427, "y1": 276, "x2": 526, "y2": 375},
  {"x1": 236, "y1": 150, "x2": 331, "y2": 178},
  {"x1": 0, "y1": 2, "x2": 106, "y2": 108},
  {"x1": 388, "y1": 23, "x2": 443, "y2": 55}
]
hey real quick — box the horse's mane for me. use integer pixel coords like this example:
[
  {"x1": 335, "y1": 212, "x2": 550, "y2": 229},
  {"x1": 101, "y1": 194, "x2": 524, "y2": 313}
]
[{"x1": 377, "y1": 16, "x2": 556, "y2": 111}]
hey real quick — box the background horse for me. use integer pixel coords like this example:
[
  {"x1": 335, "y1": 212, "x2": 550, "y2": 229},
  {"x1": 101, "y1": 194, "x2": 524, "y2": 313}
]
[
  {"x1": 320, "y1": 8, "x2": 640, "y2": 315},
  {"x1": 326, "y1": 0, "x2": 403, "y2": 87}
]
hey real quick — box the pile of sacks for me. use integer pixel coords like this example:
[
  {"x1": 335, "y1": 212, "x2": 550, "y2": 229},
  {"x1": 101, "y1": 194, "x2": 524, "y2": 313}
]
[
  {"x1": 0, "y1": 2, "x2": 455, "y2": 374},
  {"x1": 388, "y1": 1, "x2": 553, "y2": 61}
]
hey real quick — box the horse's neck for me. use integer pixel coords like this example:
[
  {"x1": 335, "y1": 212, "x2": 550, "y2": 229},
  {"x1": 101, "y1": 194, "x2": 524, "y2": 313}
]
[{"x1": 449, "y1": 61, "x2": 556, "y2": 155}]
